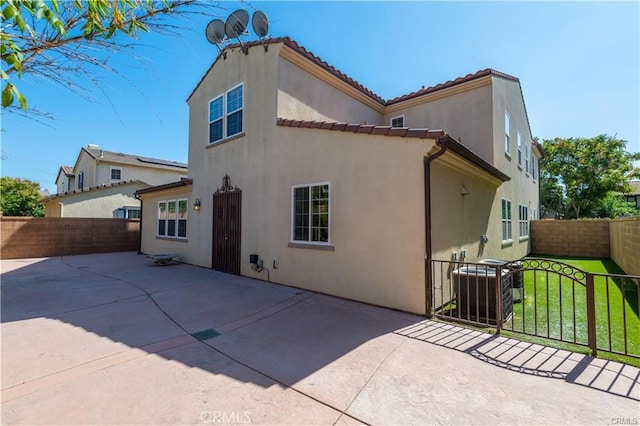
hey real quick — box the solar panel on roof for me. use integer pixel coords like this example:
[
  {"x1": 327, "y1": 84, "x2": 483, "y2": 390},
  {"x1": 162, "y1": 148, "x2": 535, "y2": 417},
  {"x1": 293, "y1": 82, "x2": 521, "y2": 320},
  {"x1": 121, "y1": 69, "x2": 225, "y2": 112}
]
[{"x1": 136, "y1": 157, "x2": 187, "y2": 168}]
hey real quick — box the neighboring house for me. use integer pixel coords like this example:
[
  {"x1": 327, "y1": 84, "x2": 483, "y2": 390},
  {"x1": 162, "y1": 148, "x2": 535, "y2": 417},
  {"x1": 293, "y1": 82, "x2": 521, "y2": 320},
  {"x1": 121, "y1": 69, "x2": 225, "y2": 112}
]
[
  {"x1": 623, "y1": 180, "x2": 640, "y2": 209},
  {"x1": 137, "y1": 37, "x2": 542, "y2": 315},
  {"x1": 45, "y1": 145, "x2": 188, "y2": 218}
]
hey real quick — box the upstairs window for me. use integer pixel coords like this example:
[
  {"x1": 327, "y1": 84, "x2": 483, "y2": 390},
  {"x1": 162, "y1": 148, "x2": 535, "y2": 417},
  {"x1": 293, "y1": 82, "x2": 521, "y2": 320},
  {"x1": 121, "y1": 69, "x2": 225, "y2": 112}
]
[
  {"x1": 78, "y1": 172, "x2": 84, "y2": 190},
  {"x1": 504, "y1": 112, "x2": 511, "y2": 156},
  {"x1": 390, "y1": 115, "x2": 405, "y2": 128},
  {"x1": 517, "y1": 132, "x2": 522, "y2": 168},
  {"x1": 110, "y1": 167, "x2": 122, "y2": 181},
  {"x1": 525, "y1": 144, "x2": 530, "y2": 174},
  {"x1": 532, "y1": 155, "x2": 537, "y2": 181},
  {"x1": 209, "y1": 83, "x2": 244, "y2": 144},
  {"x1": 292, "y1": 183, "x2": 330, "y2": 244}
]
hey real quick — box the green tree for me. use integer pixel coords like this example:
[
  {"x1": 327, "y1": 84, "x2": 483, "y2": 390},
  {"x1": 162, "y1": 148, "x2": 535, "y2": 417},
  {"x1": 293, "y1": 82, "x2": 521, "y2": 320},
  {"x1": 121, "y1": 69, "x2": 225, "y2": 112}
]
[
  {"x1": 0, "y1": 176, "x2": 45, "y2": 216},
  {"x1": 592, "y1": 192, "x2": 639, "y2": 219},
  {"x1": 540, "y1": 135, "x2": 640, "y2": 219},
  {"x1": 1, "y1": 0, "x2": 214, "y2": 112}
]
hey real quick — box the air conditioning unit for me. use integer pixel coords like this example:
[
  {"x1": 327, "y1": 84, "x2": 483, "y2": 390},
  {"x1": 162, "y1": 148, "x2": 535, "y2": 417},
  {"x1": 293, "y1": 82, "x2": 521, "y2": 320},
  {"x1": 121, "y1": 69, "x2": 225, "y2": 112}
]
[{"x1": 452, "y1": 265, "x2": 513, "y2": 324}]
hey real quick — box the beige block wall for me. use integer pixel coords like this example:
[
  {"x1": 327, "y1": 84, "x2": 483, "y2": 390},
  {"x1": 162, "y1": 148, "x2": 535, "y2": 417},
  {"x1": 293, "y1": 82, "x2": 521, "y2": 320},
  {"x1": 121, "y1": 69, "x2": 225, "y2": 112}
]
[
  {"x1": 1, "y1": 217, "x2": 139, "y2": 259},
  {"x1": 530, "y1": 220, "x2": 610, "y2": 258},
  {"x1": 610, "y1": 216, "x2": 640, "y2": 276}
]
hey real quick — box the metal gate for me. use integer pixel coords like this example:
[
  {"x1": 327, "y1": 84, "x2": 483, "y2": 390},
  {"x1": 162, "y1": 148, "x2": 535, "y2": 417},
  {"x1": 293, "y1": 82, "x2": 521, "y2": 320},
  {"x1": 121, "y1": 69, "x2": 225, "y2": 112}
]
[
  {"x1": 212, "y1": 175, "x2": 241, "y2": 274},
  {"x1": 429, "y1": 258, "x2": 640, "y2": 359}
]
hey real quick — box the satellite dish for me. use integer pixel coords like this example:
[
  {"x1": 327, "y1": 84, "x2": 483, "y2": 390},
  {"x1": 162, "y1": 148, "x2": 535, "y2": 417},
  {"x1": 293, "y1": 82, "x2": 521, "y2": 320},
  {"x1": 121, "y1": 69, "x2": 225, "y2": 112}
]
[
  {"x1": 252, "y1": 11, "x2": 269, "y2": 38},
  {"x1": 205, "y1": 19, "x2": 226, "y2": 44},
  {"x1": 225, "y1": 9, "x2": 249, "y2": 39}
]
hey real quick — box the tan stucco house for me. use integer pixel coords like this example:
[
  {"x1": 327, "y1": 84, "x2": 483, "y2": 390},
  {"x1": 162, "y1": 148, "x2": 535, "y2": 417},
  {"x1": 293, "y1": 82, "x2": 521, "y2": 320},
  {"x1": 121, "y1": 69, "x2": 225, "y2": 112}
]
[
  {"x1": 45, "y1": 145, "x2": 188, "y2": 218},
  {"x1": 137, "y1": 37, "x2": 542, "y2": 315}
]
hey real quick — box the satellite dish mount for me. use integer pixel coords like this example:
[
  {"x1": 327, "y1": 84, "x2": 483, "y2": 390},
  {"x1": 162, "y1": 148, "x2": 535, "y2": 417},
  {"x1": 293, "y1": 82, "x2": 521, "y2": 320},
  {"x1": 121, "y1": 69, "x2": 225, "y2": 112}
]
[{"x1": 204, "y1": 9, "x2": 270, "y2": 58}]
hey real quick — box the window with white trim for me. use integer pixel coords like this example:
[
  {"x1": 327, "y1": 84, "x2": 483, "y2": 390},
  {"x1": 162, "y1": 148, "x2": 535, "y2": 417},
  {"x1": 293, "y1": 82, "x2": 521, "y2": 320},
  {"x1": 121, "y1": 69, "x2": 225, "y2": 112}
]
[
  {"x1": 504, "y1": 112, "x2": 511, "y2": 155},
  {"x1": 116, "y1": 207, "x2": 140, "y2": 219},
  {"x1": 525, "y1": 144, "x2": 530, "y2": 175},
  {"x1": 77, "y1": 172, "x2": 84, "y2": 190},
  {"x1": 157, "y1": 199, "x2": 188, "y2": 238},
  {"x1": 517, "y1": 132, "x2": 522, "y2": 168},
  {"x1": 390, "y1": 115, "x2": 405, "y2": 128},
  {"x1": 209, "y1": 83, "x2": 244, "y2": 144},
  {"x1": 292, "y1": 183, "x2": 330, "y2": 244},
  {"x1": 110, "y1": 167, "x2": 122, "y2": 181},
  {"x1": 519, "y1": 204, "x2": 529, "y2": 238},
  {"x1": 502, "y1": 198, "x2": 512, "y2": 242},
  {"x1": 532, "y1": 155, "x2": 537, "y2": 181}
]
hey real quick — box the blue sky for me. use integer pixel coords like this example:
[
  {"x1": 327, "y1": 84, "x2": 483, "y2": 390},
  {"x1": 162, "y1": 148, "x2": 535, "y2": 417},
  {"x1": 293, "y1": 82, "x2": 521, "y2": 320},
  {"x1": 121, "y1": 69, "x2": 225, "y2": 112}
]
[{"x1": 2, "y1": 1, "x2": 638, "y2": 194}]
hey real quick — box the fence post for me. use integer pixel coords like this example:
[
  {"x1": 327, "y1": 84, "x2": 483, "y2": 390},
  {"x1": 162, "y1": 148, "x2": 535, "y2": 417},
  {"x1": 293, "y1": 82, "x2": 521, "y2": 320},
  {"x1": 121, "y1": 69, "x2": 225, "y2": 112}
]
[
  {"x1": 496, "y1": 268, "x2": 503, "y2": 334},
  {"x1": 585, "y1": 273, "x2": 597, "y2": 356}
]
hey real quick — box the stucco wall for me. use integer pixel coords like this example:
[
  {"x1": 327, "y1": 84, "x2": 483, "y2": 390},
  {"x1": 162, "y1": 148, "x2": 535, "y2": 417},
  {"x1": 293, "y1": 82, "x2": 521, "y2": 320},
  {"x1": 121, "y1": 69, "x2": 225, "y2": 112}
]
[
  {"x1": 277, "y1": 56, "x2": 383, "y2": 125},
  {"x1": 1, "y1": 217, "x2": 139, "y2": 259},
  {"x1": 95, "y1": 162, "x2": 186, "y2": 187},
  {"x1": 530, "y1": 220, "x2": 610, "y2": 258},
  {"x1": 384, "y1": 80, "x2": 494, "y2": 162},
  {"x1": 609, "y1": 216, "x2": 640, "y2": 276},
  {"x1": 44, "y1": 182, "x2": 147, "y2": 218}
]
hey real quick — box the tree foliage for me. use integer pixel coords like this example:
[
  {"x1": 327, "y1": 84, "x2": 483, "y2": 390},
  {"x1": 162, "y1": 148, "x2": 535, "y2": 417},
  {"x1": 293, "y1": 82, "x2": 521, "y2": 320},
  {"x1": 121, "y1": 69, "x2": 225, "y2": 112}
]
[
  {"x1": 540, "y1": 135, "x2": 640, "y2": 219},
  {"x1": 0, "y1": 176, "x2": 45, "y2": 216},
  {"x1": 1, "y1": 0, "x2": 214, "y2": 112}
]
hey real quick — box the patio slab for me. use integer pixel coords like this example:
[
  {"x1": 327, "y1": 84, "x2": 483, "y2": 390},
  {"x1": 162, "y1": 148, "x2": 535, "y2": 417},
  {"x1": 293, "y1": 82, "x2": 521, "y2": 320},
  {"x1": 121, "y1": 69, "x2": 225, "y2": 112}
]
[{"x1": 1, "y1": 252, "x2": 638, "y2": 424}]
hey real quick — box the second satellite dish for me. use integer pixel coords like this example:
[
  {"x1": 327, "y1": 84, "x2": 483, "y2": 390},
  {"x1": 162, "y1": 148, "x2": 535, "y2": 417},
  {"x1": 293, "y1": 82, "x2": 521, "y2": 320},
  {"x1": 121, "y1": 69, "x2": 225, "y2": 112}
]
[
  {"x1": 205, "y1": 19, "x2": 226, "y2": 44},
  {"x1": 225, "y1": 9, "x2": 249, "y2": 39},
  {"x1": 252, "y1": 11, "x2": 269, "y2": 38}
]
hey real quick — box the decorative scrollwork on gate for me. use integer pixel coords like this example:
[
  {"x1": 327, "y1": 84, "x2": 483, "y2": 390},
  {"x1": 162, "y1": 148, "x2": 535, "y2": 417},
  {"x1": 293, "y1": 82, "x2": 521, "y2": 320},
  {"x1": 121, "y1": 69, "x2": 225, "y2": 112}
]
[
  {"x1": 521, "y1": 258, "x2": 587, "y2": 282},
  {"x1": 215, "y1": 174, "x2": 240, "y2": 194}
]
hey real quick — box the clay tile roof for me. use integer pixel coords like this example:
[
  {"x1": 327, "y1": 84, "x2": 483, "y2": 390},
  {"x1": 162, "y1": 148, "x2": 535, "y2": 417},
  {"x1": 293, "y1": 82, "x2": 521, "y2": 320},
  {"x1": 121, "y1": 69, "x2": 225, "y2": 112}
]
[
  {"x1": 135, "y1": 178, "x2": 193, "y2": 195},
  {"x1": 385, "y1": 68, "x2": 519, "y2": 106},
  {"x1": 61, "y1": 166, "x2": 74, "y2": 176},
  {"x1": 276, "y1": 117, "x2": 509, "y2": 182}
]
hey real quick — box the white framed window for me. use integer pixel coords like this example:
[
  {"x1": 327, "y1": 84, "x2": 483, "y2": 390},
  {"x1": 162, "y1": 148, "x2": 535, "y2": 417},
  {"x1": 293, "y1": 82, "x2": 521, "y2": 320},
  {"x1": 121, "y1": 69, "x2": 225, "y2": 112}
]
[
  {"x1": 390, "y1": 115, "x2": 405, "y2": 128},
  {"x1": 519, "y1": 204, "x2": 529, "y2": 238},
  {"x1": 517, "y1": 132, "x2": 522, "y2": 168},
  {"x1": 110, "y1": 167, "x2": 122, "y2": 181},
  {"x1": 77, "y1": 172, "x2": 84, "y2": 190},
  {"x1": 504, "y1": 112, "x2": 511, "y2": 156},
  {"x1": 525, "y1": 144, "x2": 530, "y2": 175},
  {"x1": 291, "y1": 182, "x2": 330, "y2": 244},
  {"x1": 532, "y1": 155, "x2": 537, "y2": 182},
  {"x1": 209, "y1": 83, "x2": 244, "y2": 144},
  {"x1": 116, "y1": 207, "x2": 140, "y2": 219},
  {"x1": 157, "y1": 199, "x2": 188, "y2": 239},
  {"x1": 501, "y1": 198, "x2": 512, "y2": 242}
]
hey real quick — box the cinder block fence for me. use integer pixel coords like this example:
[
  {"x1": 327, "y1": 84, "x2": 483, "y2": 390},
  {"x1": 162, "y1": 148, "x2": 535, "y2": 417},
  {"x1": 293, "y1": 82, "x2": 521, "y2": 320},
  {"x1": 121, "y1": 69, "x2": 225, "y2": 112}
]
[
  {"x1": 1, "y1": 217, "x2": 140, "y2": 259},
  {"x1": 530, "y1": 216, "x2": 640, "y2": 276}
]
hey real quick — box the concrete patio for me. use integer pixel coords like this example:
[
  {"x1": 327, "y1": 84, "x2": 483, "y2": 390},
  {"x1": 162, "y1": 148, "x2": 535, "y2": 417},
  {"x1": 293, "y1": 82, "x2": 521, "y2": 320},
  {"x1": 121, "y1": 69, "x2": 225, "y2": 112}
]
[{"x1": 1, "y1": 252, "x2": 638, "y2": 425}]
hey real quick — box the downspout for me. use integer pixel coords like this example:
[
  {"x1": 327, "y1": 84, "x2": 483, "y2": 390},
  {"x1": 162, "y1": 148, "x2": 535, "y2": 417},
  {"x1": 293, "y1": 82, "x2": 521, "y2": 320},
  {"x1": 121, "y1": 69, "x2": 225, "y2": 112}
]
[
  {"x1": 134, "y1": 193, "x2": 143, "y2": 255},
  {"x1": 423, "y1": 137, "x2": 449, "y2": 317}
]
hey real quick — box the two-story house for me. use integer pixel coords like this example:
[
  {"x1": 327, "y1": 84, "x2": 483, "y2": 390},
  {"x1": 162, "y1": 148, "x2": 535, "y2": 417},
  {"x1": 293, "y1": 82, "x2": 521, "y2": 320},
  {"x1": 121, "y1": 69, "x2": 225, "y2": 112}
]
[
  {"x1": 136, "y1": 37, "x2": 542, "y2": 315},
  {"x1": 45, "y1": 145, "x2": 188, "y2": 218}
]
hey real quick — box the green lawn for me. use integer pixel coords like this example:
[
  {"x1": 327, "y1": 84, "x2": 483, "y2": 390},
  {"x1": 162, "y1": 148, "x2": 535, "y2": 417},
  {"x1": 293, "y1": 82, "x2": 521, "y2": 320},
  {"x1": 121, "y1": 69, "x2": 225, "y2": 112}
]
[{"x1": 506, "y1": 256, "x2": 640, "y2": 366}]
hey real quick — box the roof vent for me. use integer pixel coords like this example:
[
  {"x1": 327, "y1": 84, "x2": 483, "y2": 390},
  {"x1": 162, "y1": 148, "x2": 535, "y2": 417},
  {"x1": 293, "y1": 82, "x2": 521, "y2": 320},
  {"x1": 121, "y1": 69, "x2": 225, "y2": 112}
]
[{"x1": 87, "y1": 144, "x2": 100, "y2": 149}]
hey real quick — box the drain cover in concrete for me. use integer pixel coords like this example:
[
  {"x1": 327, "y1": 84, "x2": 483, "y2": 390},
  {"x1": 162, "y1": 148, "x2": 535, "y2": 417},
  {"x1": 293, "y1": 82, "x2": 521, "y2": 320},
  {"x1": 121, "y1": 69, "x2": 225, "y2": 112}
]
[{"x1": 191, "y1": 328, "x2": 220, "y2": 341}]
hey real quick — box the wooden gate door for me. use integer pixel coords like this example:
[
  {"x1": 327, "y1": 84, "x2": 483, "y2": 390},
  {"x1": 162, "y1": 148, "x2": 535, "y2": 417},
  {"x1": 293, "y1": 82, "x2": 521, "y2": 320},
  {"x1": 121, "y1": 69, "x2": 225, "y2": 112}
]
[{"x1": 212, "y1": 175, "x2": 241, "y2": 274}]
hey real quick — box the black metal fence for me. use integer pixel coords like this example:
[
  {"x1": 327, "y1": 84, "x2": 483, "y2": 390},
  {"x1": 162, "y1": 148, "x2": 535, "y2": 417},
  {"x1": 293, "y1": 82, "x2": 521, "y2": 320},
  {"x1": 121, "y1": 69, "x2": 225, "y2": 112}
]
[{"x1": 428, "y1": 258, "x2": 640, "y2": 359}]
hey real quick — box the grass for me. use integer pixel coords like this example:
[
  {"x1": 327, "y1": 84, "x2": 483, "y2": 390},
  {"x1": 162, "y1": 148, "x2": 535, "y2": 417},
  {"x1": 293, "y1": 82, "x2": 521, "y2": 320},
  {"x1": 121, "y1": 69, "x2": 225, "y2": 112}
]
[{"x1": 506, "y1": 256, "x2": 640, "y2": 367}]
